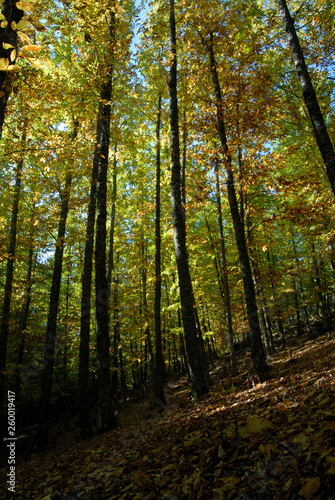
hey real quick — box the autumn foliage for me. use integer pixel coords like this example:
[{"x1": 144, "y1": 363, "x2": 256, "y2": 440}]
[{"x1": 0, "y1": 0, "x2": 334, "y2": 497}]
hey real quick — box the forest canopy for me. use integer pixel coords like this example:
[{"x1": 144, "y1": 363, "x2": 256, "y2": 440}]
[{"x1": 0, "y1": 0, "x2": 334, "y2": 448}]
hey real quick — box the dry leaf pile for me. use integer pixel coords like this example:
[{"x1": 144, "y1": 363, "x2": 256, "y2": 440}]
[{"x1": 1, "y1": 332, "x2": 335, "y2": 499}]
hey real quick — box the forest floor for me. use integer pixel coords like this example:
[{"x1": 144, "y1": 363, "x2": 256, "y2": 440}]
[{"x1": 1, "y1": 329, "x2": 335, "y2": 500}]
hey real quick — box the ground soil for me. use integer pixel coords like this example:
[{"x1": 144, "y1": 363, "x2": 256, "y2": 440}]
[{"x1": 1, "y1": 329, "x2": 335, "y2": 499}]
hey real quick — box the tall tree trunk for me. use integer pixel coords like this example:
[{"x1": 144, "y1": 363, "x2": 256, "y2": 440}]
[
  {"x1": 311, "y1": 243, "x2": 330, "y2": 329},
  {"x1": 15, "y1": 240, "x2": 35, "y2": 402},
  {"x1": 276, "y1": 0, "x2": 335, "y2": 196},
  {"x1": 292, "y1": 277, "x2": 303, "y2": 335},
  {"x1": 327, "y1": 237, "x2": 335, "y2": 278},
  {"x1": 153, "y1": 95, "x2": 166, "y2": 406},
  {"x1": 63, "y1": 273, "x2": 70, "y2": 384},
  {"x1": 36, "y1": 134, "x2": 75, "y2": 450},
  {"x1": 290, "y1": 235, "x2": 312, "y2": 336},
  {"x1": 141, "y1": 237, "x2": 154, "y2": 393},
  {"x1": 169, "y1": 0, "x2": 209, "y2": 398},
  {"x1": 267, "y1": 250, "x2": 286, "y2": 346},
  {"x1": 107, "y1": 146, "x2": 117, "y2": 298},
  {"x1": 95, "y1": 9, "x2": 115, "y2": 432},
  {"x1": 95, "y1": 103, "x2": 112, "y2": 432},
  {"x1": 204, "y1": 33, "x2": 268, "y2": 377},
  {"x1": 204, "y1": 216, "x2": 225, "y2": 304},
  {"x1": 0, "y1": 122, "x2": 27, "y2": 424},
  {"x1": 214, "y1": 160, "x2": 236, "y2": 375},
  {"x1": 78, "y1": 121, "x2": 101, "y2": 440},
  {"x1": 0, "y1": 0, "x2": 24, "y2": 138},
  {"x1": 112, "y1": 263, "x2": 121, "y2": 406},
  {"x1": 247, "y1": 224, "x2": 275, "y2": 357},
  {"x1": 107, "y1": 147, "x2": 119, "y2": 413},
  {"x1": 181, "y1": 109, "x2": 187, "y2": 208}
]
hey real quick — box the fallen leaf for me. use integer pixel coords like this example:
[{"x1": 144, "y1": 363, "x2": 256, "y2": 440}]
[{"x1": 299, "y1": 477, "x2": 320, "y2": 500}]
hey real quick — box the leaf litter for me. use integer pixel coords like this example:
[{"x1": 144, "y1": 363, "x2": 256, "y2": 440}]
[{"x1": 1, "y1": 331, "x2": 335, "y2": 499}]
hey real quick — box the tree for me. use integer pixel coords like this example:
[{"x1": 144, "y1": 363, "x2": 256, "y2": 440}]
[
  {"x1": 168, "y1": 0, "x2": 209, "y2": 398},
  {"x1": 214, "y1": 159, "x2": 236, "y2": 375},
  {"x1": 153, "y1": 94, "x2": 166, "y2": 406},
  {"x1": 78, "y1": 122, "x2": 100, "y2": 439},
  {"x1": 36, "y1": 121, "x2": 78, "y2": 450},
  {"x1": 0, "y1": 0, "x2": 24, "y2": 137},
  {"x1": 94, "y1": 6, "x2": 116, "y2": 433},
  {"x1": 276, "y1": 0, "x2": 335, "y2": 196},
  {"x1": 0, "y1": 116, "x2": 27, "y2": 424},
  {"x1": 203, "y1": 32, "x2": 268, "y2": 377}
]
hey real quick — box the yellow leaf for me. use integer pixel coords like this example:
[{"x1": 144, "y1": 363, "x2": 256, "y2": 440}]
[
  {"x1": 240, "y1": 415, "x2": 274, "y2": 436},
  {"x1": 1, "y1": 20, "x2": 8, "y2": 28},
  {"x1": 0, "y1": 14, "x2": 6, "y2": 20},
  {"x1": 10, "y1": 49, "x2": 16, "y2": 62},
  {"x1": 21, "y1": 44, "x2": 43, "y2": 52},
  {"x1": 16, "y1": 19, "x2": 30, "y2": 31},
  {"x1": 16, "y1": 1, "x2": 35, "y2": 10},
  {"x1": 299, "y1": 477, "x2": 320, "y2": 500},
  {"x1": 259, "y1": 443, "x2": 277, "y2": 460},
  {"x1": 17, "y1": 31, "x2": 31, "y2": 44},
  {"x1": 293, "y1": 433, "x2": 310, "y2": 451},
  {"x1": 327, "y1": 464, "x2": 335, "y2": 474},
  {"x1": 26, "y1": 57, "x2": 42, "y2": 69},
  {"x1": 6, "y1": 65, "x2": 19, "y2": 72},
  {"x1": 2, "y1": 43, "x2": 15, "y2": 50},
  {"x1": 0, "y1": 58, "x2": 9, "y2": 70}
]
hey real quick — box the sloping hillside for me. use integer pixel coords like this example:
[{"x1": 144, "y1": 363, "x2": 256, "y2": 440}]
[{"x1": 1, "y1": 331, "x2": 335, "y2": 499}]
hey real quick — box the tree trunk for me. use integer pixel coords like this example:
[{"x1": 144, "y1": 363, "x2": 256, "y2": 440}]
[
  {"x1": 107, "y1": 148, "x2": 119, "y2": 413},
  {"x1": 141, "y1": 237, "x2": 154, "y2": 392},
  {"x1": 247, "y1": 225, "x2": 275, "y2": 357},
  {"x1": 0, "y1": 122, "x2": 27, "y2": 424},
  {"x1": 78, "y1": 119, "x2": 102, "y2": 440},
  {"x1": 153, "y1": 95, "x2": 166, "y2": 406},
  {"x1": 181, "y1": 109, "x2": 187, "y2": 208},
  {"x1": 276, "y1": 0, "x2": 335, "y2": 196},
  {"x1": 204, "y1": 34, "x2": 268, "y2": 377},
  {"x1": 292, "y1": 277, "x2": 303, "y2": 336},
  {"x1": 107, "y1": 145, "x2": 117, "y2": 297},
  {"x1": 94, "y1": 9, "x2": 116, "y2": 433},
  {"x1": 214, "y1": 160, "x2": 236, "y2": 375},
  {"x1": 291, "y1": 235, "x2": 312, "y2": 336},
  {"x1": 36, "y1": 153, "x2": 74, "y2": 450},
  {"x1": 15, "y1": 241, "x2": 35, "y2": 402},
  {"x1": 168, "y1": 0, "x2": 209, "y2": 398},
  {"x1": 0, "y1": 0, "x2": 24, "y2": 137},
  {"x1": 95, "y1": 102, "x2": 112, "y2": 432},
  {"x1": 311, "y1": 243, "x2": 330, "y2": 329}
]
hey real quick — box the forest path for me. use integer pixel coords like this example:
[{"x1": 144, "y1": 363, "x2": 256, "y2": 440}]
[{"x1": 1, "y1": 330, "x2": 335, "y2": 499}]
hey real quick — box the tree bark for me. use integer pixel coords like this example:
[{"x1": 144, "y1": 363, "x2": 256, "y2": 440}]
[
  {"x1": 107, "y1": 146, "x2": 117, "y2": 299},
  {"x1": 95, "y1": 104, "x2": 112, "y2": 432},
  {"x1": 36, "y1": 149, "x2": 74, "y2": 450},
  {"x1": 247, "y1": 223, "x2": 275, "y2": 357},
  {"x1": 276, "y1": 0, "x2": 335, "y2": 196},
  {"x1": 153, "y1": 95, "x2": 166, "y2": 406},
  {"x1": 94, "y1": 9, "x2": 115, "y2": 432},
  {"x1": 214, "y1": 161, "x2": 236, "y2": 375},
  {"x1": 0, "y1": 0, "x2": 24, "y2": 138},
  {"x1": 15, "y1": 235, "x2": 35, "y2": 402},
  {"x1": 204, "y1": 34, "x2": 268, "y2": 377},
  {"x1": 168, "y1": 0, "x2": 209, "y2": 398},
  {"x1": 0, "y1": 122, "x2": 27, "y2": 423},
  {"x1": 78, "y1": 127, "x2": 100, "y2": 439},
  {"x1": 107, "y1": 148, "x2": 119, "y2": 414}
]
